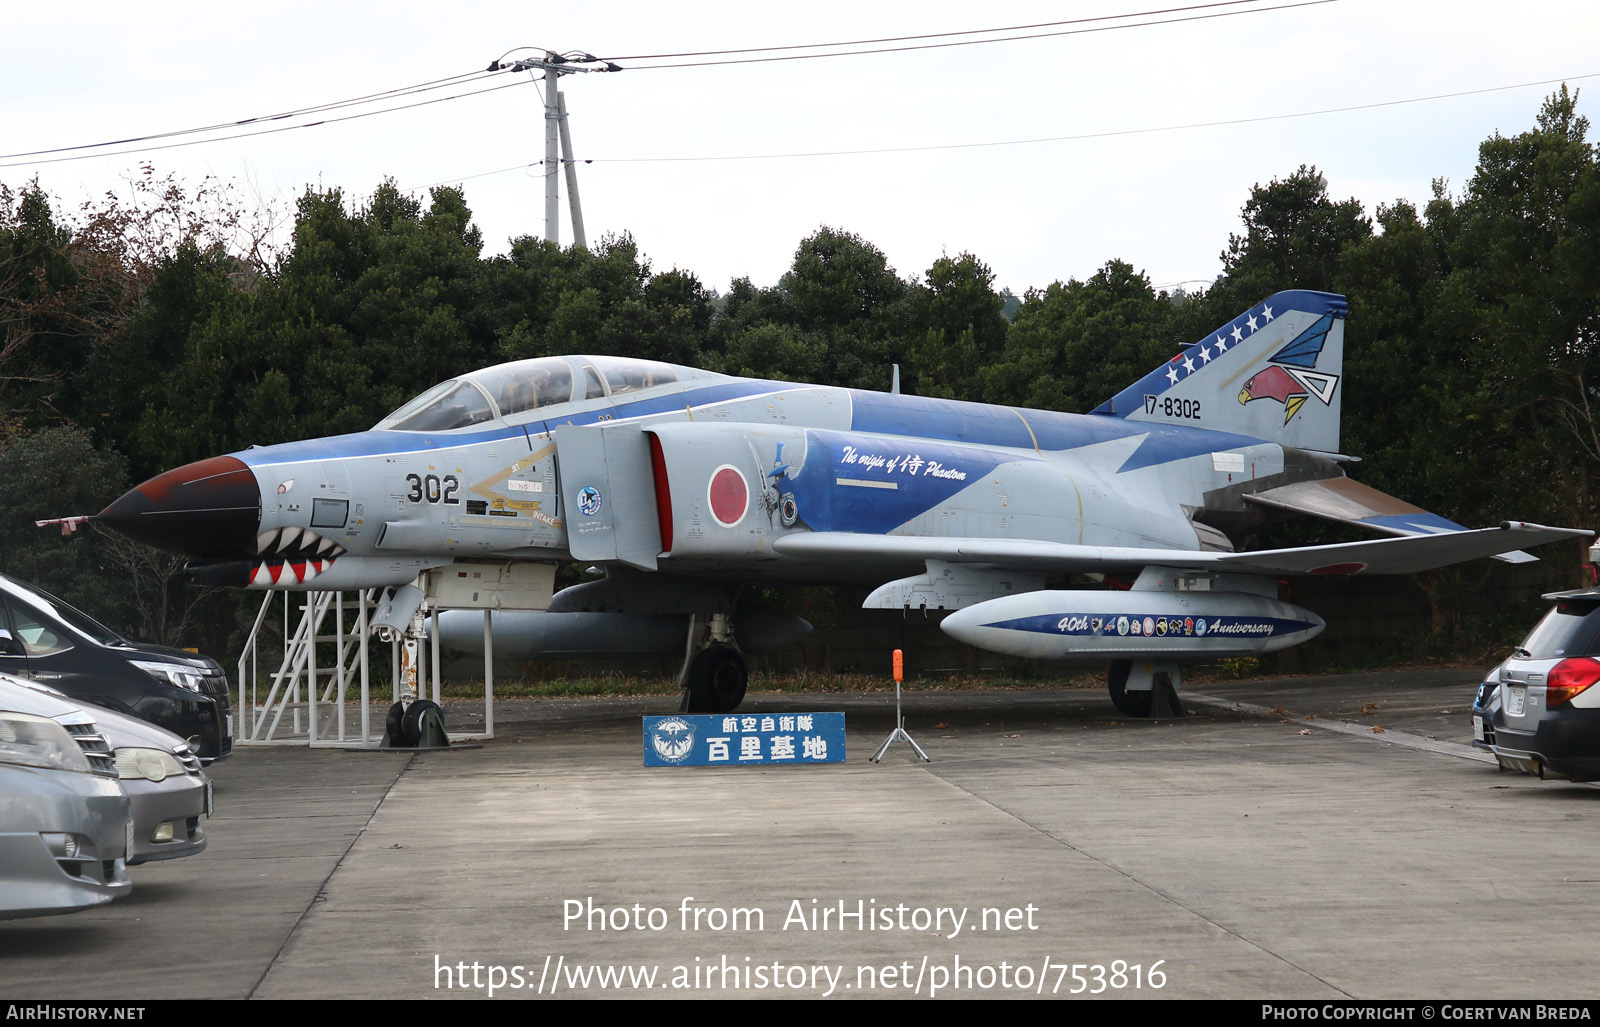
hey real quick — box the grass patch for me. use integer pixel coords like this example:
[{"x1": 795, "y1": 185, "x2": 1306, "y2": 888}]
[
  {"x1": 242, "y1": 654, "x2": 1479, "y2": 708},
  {"x1": 438, "y1": 676, "x2": 681, "y2": 699},
  {"x1": 430, "y1": 667, "x2": 1106, "y2": 699}
]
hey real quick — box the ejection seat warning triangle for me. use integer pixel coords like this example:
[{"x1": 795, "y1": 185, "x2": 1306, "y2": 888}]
[{"x1": 643, "y1": 713, "x2": 846, "y2": 766}]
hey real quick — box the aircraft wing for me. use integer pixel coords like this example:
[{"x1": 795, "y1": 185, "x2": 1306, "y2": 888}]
[
  {"x1": 771, "y1": 522, "x2": 1591, "y2": 577},
  {"x1": 1240, "y1": 476, "x2": 1541, "y2": 563}
]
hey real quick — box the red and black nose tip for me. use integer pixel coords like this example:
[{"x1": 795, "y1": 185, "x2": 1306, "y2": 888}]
[{"x1": 97, "y1": 455, "x2": 261, "y2": 558}]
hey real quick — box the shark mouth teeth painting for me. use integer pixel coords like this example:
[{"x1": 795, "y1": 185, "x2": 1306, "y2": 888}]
[
  {"x1": 244, "y1": 528, "x2": 347, "y2": 585},
  {"x1": 246, "y1": 556, "x2": 338, "y2": 587},
  {"x1": 256, "y1": 527, "x2": 344, "y2": 558}
]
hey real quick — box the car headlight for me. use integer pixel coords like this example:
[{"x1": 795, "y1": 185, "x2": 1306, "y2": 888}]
[
  {"x1": 131, "y1": 660, "x2": 204, "y2": 691},
  {"x1": 0, "y1": 712, "x2": 93, "y2": 773},
  {"x1": 114, "y1": 747, "x2": 186, "y2": 782}
]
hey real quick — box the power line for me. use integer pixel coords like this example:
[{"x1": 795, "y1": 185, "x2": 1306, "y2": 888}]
[
  {"x1": 598, "y1": 0, "x2": 1281, "y2": 60},
  {"x1": 429, "y1": 72, "x2": 1600, "y2": 174},
  {"x1": 0, "y1": 68, "x2": 511, "y2": 163},
  {"x1": 2, "y1": 2, "x2": 1337, "y2": 171},
  {"x1": 615, "y1": 0, "x2": 1340, "y2": 70},
  {"x1": 424, "y1": 163, "x2": 547, "y2": 189},
  {"x1": 0, "y1": 80, "x2": 528, "y2": 171},
  {"x1": 488, "y1": 45, "x2": 587, "y2": 66}
]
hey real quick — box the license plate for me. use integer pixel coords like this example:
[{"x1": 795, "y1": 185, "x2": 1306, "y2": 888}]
[
  {"x1": 124, "y1": 817, "x2": 134, "y2": 861},
  {"x1": 1473, "y1": 715, "x2": 1484, "y2": 741},
  {"x1": 1508, "y1": 686, "x2": 1527, "y2": 717},
  {"x1": 225, "y1": 713, "x2": 234, "y2": 738},
  {"x1": 204, "y1": 779, "x2": 214, "y2": 818}
]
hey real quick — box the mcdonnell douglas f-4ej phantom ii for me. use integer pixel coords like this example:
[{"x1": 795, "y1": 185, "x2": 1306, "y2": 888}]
[{"x1": 93, "y1": 290, "x2": 1588, "y2": 716}]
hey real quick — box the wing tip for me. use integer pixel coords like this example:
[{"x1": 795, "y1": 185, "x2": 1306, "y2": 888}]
[{"x1": 1498, "y1": 520, "x2": 1596, "y2": 539}]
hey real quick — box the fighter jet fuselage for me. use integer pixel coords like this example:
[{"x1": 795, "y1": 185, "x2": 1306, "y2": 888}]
[{"x1": 101, "y1": 358, "x2": 1265, "y2": 589}]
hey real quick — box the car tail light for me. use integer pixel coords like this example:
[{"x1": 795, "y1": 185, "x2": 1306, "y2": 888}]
[{"x1": 1546, "y1": 657, "x2": 1600, "y2": 705}]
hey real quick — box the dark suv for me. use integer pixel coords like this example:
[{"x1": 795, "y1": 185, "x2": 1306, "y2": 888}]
[
  {"x1": 0, "y1": 573, "x2": 232, "y2": 762},
  {"x1": 1479, "y1": 588, "x2": 1600, "y2": 781}
]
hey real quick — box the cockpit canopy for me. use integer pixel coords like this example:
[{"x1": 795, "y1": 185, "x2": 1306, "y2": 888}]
[{"x1": 375, "y1": 356, "x2": 708, "y2": 432}]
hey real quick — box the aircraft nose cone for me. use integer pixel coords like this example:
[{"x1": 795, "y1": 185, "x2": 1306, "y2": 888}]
[{"x1": 98, "y1": 455, "x2": 261, "y2": 558}]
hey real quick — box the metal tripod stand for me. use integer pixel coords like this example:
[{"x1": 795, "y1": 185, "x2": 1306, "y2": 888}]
[{"x1": 871, "y1": 648, "x2": 929, "y2": 763}]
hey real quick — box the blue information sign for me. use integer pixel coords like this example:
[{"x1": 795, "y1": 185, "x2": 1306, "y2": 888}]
[{"x1": 642, "y1": 713, "x2": 846, "y2": 767}]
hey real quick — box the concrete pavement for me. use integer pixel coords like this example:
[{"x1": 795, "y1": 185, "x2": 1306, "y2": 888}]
[{"x1": 4, "y1": 669, "x2": 1596, "y2": 1000}]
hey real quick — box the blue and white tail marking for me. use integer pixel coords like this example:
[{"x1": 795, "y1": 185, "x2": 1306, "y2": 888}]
[{"x1": 1092, "y1": 290, "x2": 1347, "y2": 455}]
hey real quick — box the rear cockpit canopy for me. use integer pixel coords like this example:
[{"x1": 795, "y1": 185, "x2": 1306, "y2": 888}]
[{"x1": 375, "y1": 355, "x2": 715, "y2": 432}]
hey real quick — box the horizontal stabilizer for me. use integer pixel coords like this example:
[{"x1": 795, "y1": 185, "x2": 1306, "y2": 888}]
[
  {"x1": 1242, "y1": 476, "x2": 1538, "y2": 563},
  {"x1": 1210, "y1": 522, "x2": 1587, "y2": 575},
  {"x1": 773, "y1": 523, "x2": 1591, "y2": 578}
]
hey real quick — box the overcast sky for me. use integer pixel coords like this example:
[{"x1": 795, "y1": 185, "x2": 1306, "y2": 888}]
[{"x1": 5, "y1": 0, "x2": 1597, "y2": 298}]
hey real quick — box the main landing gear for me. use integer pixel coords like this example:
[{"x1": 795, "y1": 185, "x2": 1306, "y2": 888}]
[
  {"x1": 677, "y1": 613, "x2": 749, "y2": 713},
  {"x1": 1107, "y1": 660, "x2": 1151, "y2": 717},
  {"x1": 1106, "y1": 660, "x2": 1186, "y2": 719},
  {"x1": 681, "y1": 645, "x2": 748, "y2": 713}
]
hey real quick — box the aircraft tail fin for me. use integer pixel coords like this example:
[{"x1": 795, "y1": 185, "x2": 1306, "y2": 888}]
[{"x1": 1091, "y1": 290, "x2": 1347, "y2": 454}]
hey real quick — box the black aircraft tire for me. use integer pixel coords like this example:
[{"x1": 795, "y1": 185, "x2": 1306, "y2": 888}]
[
  {"x1": 684, "y1": 647, "x2": 748, "y2": 713},
  {"x1": 384, "y1": 701, "x2": 408, "y2": 747},
  {"x1": 401, "y1": 699, "x2": 443, "y2": 746},
  {"x1": 1107, "y1": 661, "x2": 1153, "y2": 718}
]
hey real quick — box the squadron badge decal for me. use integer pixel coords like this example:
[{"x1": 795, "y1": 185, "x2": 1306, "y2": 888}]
[
  {"x1": 1238, "y1": 311, "x2": 1342, "y2": 424},
  {"x1": 649, "y1": 717, "x2": 697, "y2": 763}
]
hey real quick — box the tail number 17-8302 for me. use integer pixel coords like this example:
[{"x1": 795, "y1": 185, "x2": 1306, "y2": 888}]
[{"x1": 1144, "y1": 395, "x2": 1201, "y2": 420}]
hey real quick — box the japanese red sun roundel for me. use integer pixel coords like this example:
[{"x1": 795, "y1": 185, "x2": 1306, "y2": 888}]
[{"x1": 707, "y1": 465, "x2": 748, "y2": 527}]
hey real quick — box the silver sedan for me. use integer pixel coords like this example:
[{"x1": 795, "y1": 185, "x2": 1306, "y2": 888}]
[
  {"x1": 98, "y1": 703, "x2": 210, "y2": 863},
  {"x1": 0, "y1": 706, "x2": 132, "y2": 919}
]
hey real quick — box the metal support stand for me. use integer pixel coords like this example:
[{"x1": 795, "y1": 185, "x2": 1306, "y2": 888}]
[
  {"x1": 1150, "y1": 673, "x2": 1187, "y2": 718},
  {"x1": 871, "y1": 648, "x2": 929, "y2": 763},
  {"x1": 235, "y1": 589, "x2": 383, "y2": 746}
]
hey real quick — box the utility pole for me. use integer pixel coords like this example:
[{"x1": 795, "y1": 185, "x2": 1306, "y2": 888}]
[
  {"x1": 544, "y1": 63, "x2": 560, "y2": 246},
  {"x1": 490, "y1": 51, "x2": 619, "y2": 248},
  {"x1": 557, "y1": 92, "x2": 586, "y2": 249}
]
